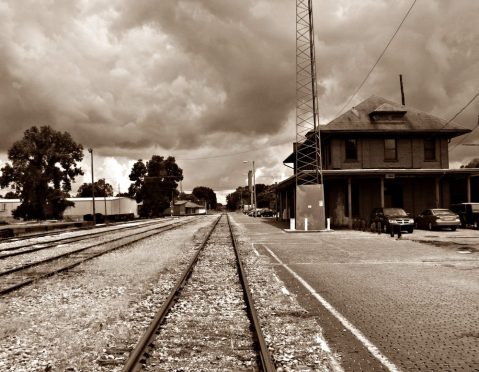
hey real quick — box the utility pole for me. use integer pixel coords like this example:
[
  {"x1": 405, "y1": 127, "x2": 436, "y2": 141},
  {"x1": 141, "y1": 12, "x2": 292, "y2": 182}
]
[{"x1": 88, "y1": 148, "x2": 96, "y2": 225}]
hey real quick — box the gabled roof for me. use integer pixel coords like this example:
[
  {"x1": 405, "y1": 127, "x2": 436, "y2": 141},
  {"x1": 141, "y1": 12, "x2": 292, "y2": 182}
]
[
  {"x1": 174, "y1": 200, "x2": 204, "y2": 208},
  {"x1": 321, "y1": 95, "x2": 470, "y2": 136}
]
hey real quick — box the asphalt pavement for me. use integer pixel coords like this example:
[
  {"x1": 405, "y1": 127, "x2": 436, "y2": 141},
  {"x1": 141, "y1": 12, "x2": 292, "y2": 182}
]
[{"x1": 230, "y1": 212, "x2": 479, "y2": 372}]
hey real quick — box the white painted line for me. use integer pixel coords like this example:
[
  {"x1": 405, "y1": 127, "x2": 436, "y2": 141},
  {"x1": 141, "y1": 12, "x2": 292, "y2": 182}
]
[
  {"x1": 315, "y1": 335, "x2": 344, "y2": 372},
  {"x1": 263, "y1": 245, "x2": 401, "y2": 372}
]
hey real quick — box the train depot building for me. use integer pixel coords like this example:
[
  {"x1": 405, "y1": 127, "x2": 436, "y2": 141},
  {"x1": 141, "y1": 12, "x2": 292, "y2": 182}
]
[{"x1": 276, "y1": 95, "x2": 479, "y2": 228}]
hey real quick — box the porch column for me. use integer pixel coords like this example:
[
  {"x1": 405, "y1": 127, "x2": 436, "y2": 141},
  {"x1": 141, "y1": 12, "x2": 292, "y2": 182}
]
[
  {"x1": 467, "y1": 175, "x2": 471, "y2": 202},
  {"x1": 435, "y1": 177, "x2": 440, "y2": 208},
  {"x1": 285, "y1": 191, "x2": 289, "y2": 219},
  {"x1": 380, "y1": 177, "x2": 385, "y2": 208},
  {"x1": 348, "y1": 177, "x2": 353, "y2": 229}
]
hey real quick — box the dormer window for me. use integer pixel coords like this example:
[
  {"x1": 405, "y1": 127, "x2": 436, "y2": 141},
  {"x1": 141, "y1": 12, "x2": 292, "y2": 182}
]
[{"x1": 369, "y1": 103, "x2": 407, "y2": 123}]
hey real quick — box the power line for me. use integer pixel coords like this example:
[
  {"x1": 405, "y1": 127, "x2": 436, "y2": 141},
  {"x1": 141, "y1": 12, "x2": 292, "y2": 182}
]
[
  {"x1": 335, "y1": 0, "x2": 417, "y2": 117},
  {"x1": 448, "y1": 92, "x2": 479, "y2": 152},
  {"x1": 442, "y1": 91, "x2": 479, "y2": 130}
]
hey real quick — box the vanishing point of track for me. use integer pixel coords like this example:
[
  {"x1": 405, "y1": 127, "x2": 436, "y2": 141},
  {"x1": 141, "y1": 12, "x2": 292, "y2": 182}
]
[{"x1": 122, "y1": 213, "x2": 275, "y2": 371}]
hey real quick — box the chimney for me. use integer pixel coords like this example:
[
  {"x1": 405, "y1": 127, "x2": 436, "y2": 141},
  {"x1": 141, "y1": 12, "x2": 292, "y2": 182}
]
[{"x1": 399, "y1": 74, "x2": 405, "y2": 106}]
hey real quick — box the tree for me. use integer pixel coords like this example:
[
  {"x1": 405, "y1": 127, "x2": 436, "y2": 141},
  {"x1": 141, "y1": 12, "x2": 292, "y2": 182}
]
[
  {"x1": 77, "y1": 178, "x2": 114, "y2": 197},
  {"x1": 192, "y1": 186, "x2": 217, "y2": 209},
  {"x1": 226, "y1": 186, "x2": 251, "y2": 211},
  {"x1": 128, "y1": 155, "x2": 183, "y2": 217},
  {"x1": 226, "y1": 184, "x2": 276, "y2": 211},
  {"x1": 0, "y1": 126, "x2": 83, "y2": 220}
]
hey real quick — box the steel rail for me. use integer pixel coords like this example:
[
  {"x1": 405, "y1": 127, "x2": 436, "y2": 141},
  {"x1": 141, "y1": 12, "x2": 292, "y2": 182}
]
[
  {"x1": 0, "y1": 218, "x2": 199, "y2": 296},
  {"x1": 0, "y1": 218, "x2": 182, "y2": 259},
  {"x1": 122, "y1": 214, "x2": 222, "y2": 372},
  {"x1": 0, "y1": 219, "x2": 191, "y2": 277},
  {"x1": 227, "y1": 213, "x2": 276, "y2": 372},
  {"x1": 0, "y1": 218, "x2": 170, "y2": 254}
]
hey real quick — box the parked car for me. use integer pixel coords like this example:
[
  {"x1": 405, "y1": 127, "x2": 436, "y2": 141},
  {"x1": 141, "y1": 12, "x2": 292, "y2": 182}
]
[
  {"x1": 414, "y1": 209, "x2": 460, "y2": 231},
  {"x1": 370, "y1": 207, "x2": 414, "y2": 233},
  {"x1": 259, "y1": 208, "x2": 274, "y2": 217},
  {"x1": 449, "y1": 203, "x2": 479, "y2": 229}
]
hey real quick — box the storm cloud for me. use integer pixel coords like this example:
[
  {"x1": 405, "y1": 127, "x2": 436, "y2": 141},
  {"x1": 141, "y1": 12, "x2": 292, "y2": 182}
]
[{"x1": 0, "y1": 0, "x2": 478, "y2": 200}]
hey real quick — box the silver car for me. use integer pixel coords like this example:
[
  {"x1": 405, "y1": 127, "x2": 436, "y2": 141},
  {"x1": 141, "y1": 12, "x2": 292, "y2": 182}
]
[{"x1": 414, "y1": 209, "x2": 461, "y2": 231}]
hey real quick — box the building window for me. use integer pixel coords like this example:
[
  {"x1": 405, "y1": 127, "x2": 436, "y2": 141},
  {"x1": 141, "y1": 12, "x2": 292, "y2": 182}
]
[
  {"x1": 345, "y1": 139, "x2": 358, "y2": 161},
  {"x1": 384, "y1": 139, "x2": 397, "y2": 161},
  {"x1": 424, "y1": 138, "x2": 436, "y2": 161}
]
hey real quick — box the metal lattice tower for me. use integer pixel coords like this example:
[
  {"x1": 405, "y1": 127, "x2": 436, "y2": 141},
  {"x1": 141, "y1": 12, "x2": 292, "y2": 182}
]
[{"x1": 295, "y1": 0, "x2": 323, "y2": 187}]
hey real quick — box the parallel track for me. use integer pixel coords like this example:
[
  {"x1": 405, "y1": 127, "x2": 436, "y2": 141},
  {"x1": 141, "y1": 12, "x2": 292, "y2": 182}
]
[
  {"x1": 0, "y1": 219, "x2": 169, "y2": 256},
  {"x1": 0, "y1": 217, "x2": 200, "y2": 296},
  {"x1": 122, "y1": 213, "x2": 275, "y2": 372}
]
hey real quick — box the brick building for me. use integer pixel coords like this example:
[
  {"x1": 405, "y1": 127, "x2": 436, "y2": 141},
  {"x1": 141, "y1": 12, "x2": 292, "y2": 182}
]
[{"x1": 276, "y1": 95, "x2": 479, "y2": 228}]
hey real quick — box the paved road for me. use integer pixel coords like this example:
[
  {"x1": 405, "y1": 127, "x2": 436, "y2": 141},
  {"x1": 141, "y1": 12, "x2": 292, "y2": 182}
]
[{"x1": 231, "y1": 213, "x2": 479, "y2": 371}]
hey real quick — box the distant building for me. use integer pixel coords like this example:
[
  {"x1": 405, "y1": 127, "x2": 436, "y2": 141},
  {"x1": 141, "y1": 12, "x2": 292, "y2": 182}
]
[
  {"x1": 172, "y1": 200, "x2": 206, "y2": 216},
  {"x1": 276, "y1": 95, "x2": 479, "y2": 228},
  {"x1": 0, "y1": 197, "x2": 138, "y2": 222}
]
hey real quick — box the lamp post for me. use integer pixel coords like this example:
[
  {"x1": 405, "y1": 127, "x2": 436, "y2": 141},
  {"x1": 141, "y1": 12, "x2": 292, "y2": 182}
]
[
  {"x1": 88, "y1": 148, "x2": 96, "y2": 225},
  {"x1": 243, "y1": 160, "x2": 257, "y2": 217}
]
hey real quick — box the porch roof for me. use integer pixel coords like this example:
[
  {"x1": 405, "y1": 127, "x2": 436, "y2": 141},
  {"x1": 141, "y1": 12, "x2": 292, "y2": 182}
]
[{"x1": 273, "y1": 168, "x2": 479, "y2": 191}]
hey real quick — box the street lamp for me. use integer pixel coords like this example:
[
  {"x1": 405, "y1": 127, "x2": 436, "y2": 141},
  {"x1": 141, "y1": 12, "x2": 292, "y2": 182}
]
[
  {"x1": 88, "y1": 148, "x2": 96, "y2": 225},
  {"x1": 243, "y1": 160, "x2": 257, "y2": 217}
]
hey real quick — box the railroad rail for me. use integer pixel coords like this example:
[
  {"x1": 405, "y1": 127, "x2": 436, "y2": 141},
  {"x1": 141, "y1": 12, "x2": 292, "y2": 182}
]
[
  {"x1": 0, "y1": 218, "x2": 171, "y2": 256},
  {"x1": 0, "y1": 217, "x2": 200, "y2": 295},
  {"x1": 122, "y1": 213, "x2": 275, "y2": 371}
]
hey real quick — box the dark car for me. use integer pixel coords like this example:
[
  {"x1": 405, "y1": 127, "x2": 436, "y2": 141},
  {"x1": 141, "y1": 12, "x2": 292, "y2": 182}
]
[
  {"x1": 414, "y1": 209, "x2": 460, "y2": 231},
  {"x1": 260, "y1": 208, "x2": 274, "y2": 217},
  {"x1": 450, "y1": 203, "x2": 479, "y2": 229},
  {"x1": 370, "y1": 207, "x2": 414, "y2": 233}
]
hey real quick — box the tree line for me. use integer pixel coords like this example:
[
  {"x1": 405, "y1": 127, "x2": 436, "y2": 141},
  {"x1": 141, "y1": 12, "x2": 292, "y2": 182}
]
[
  {"x1": 226, "y1": 184, "x2": 276, "y2": 211},
  {"x1": 0, "y1": 126, "x2": 217, "y2": 220}
]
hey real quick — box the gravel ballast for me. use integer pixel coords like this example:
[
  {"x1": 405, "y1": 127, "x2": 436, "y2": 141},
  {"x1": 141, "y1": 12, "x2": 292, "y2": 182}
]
[{"x1": 0, "y1": 216, "x2": 215, "y2": 371}]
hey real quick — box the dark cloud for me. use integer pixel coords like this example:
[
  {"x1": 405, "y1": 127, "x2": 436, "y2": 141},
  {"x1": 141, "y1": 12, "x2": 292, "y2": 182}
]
[{"x1": 0, "y1": 0, "x2": 478, "y2": 200}]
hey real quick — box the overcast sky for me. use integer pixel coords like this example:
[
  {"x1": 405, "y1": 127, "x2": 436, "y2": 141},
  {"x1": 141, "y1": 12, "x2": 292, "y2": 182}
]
[{"x1": 0, "y1": 0, "x2": 478, "y2": 203}]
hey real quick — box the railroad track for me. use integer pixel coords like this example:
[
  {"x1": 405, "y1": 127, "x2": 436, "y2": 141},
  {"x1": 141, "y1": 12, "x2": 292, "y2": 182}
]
[
  {"x1": 0, "y1": 218, "x2": 171, "y2": 256},
  {"x1": 0, "y1": 217, "x2": 201, "y2": 295},
  {"x1": 121, "y1": 213, "x2": 275, "y2": 371}
]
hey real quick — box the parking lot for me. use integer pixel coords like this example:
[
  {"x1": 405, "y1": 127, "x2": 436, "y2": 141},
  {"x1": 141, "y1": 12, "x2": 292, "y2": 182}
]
[
  {"x1": 399, "y1": 226, "x2": 479, "y2": 251},
  {"x1": 233, "y1": 213, "x2": 479, "y2": 370}
]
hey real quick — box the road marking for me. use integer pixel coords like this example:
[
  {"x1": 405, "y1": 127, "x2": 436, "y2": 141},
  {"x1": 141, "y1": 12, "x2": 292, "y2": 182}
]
[{"x1": 263, "y1": 245, "x2": 401, "y2": 372}]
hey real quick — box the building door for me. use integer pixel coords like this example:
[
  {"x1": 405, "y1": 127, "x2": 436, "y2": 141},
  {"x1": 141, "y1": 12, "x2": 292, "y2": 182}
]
[{"x1": 384, "y1": 182, "x2": 403, "y2": 208}]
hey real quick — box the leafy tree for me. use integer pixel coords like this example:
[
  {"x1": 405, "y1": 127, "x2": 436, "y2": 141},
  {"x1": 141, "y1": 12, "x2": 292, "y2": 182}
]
[
  {"x1": 226, "y1": 184, "x2": 276, "y2": 211},
  {"x1": 226, "y1": 186, "x2": 251, "y2": 211},
  {"x1": 76, "y1": 178, "x2": 114, "y2": 197},
  {"x1": 128, "y1": 155, "x2": 183, "y2": 217},
  {"x1": 0, "y1": 126, "x2": 83, "y2": 220},
  {"x1": 192, "y1": 186, "x2": 217, "y2": 209}
]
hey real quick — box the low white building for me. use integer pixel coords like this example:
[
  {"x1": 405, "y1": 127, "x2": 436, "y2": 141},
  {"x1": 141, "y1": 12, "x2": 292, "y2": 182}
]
[{"x1": 0, "y1": 197, "x2": 138, "y2": 221}]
